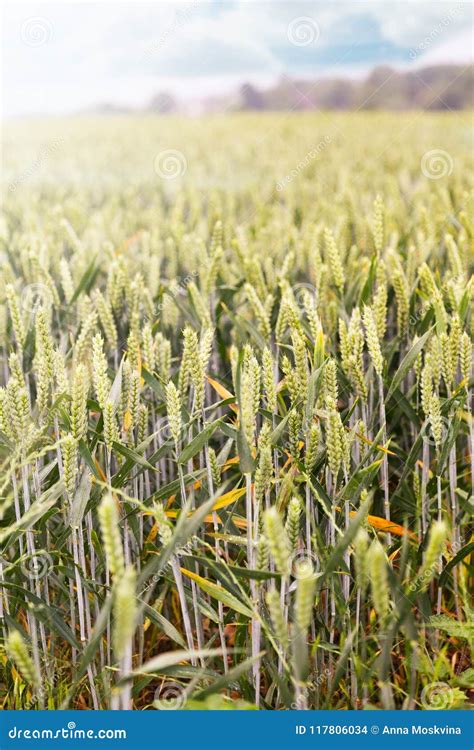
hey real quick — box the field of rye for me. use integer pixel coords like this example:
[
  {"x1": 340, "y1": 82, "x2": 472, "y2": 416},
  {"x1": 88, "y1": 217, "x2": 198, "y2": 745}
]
[{"x1": 0, "y1": 113, "x2": 472, "y2": 711}]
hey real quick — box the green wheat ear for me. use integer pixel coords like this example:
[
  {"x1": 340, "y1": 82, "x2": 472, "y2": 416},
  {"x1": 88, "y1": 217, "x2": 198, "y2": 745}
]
[
  {"x1": 326, "y1": 410, "x2": 343, "y2": 479},
  {"x1": 112, "y1": 566, "x2": 138, "y2": 661},
  {"x1": 371, "y1": 194, "x2": 384, "y2": 254},
  {"x1": 460, "y1": 331, "x2": 472, "y2": 385},
  {"x1": 421, "y1": 521, "x2": 447, "y2": 584},
  {"x1": 165, "y1": 380, "x2": 182, "y2": 446},
  {"x1": 285, "y1": 497, "x2": 302, "y2": 551},
  {"x1": 324, "y1": 228, "x2": 345, "y2": 294},
  {"x1": 294, "y1": 560, "x2": 317, "y2": 632},
  {"x1": 98, "y1": 493, "x2": 125, "y2": 578},
  {"x1": 6, "y1": 630, "x2": 40, "y2": 688},
  {"x1": 266, "y1": 588, "x2": 289, "y2": 650},
  {"x1": 305, "y1": 422, "x2": 320, "y2": 473},
  {"x1": 262, "y1": 346, "x2": 277, "y2": 412},
  {"x1": 240, "y1": 352, "x2": 260, "y2": 448},
  {"x1": 264, "y1": 507, "x2": 291, "y2": 577},
  {"x1": 369, "y1": 540, "x2": 390, "y2": 621},
  {"x1": 363, "y1": 305, "x2": 383, "y2": 376},
  {"x1": 70, "y1": 363, "x2": 89, "y2": 441},
  {"x1": 354, "y1": 528, "x2": 369, "y2": 593},
  {"x1": 62, "y1": 434, "x2": 78, "y2": 499},
  {"x1": 5, "y1": 284, "x2": 25, "y2": 349},
  {"x1": 103, "y1": 399, "x2": 119, "y2": 450},
  {"x1": 92, "y1": 333, "x2": 110, "y2": 409}
]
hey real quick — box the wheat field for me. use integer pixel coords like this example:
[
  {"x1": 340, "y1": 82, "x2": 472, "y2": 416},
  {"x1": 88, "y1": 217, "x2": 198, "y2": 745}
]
[{"x1": 0, "y1": 112, "x2": 472, "y2": 710}]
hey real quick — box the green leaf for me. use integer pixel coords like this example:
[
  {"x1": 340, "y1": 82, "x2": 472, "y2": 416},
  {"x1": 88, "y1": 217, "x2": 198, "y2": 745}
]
[
  {"x1": 439, "y1": 541, "x2": 474, "y2": 587},
  {"x1": 3, "y1": 585, "x2": 80, "y2": 650},
  {"x1": 323, "y1": 497, "x2": 370, "y2": 579},
  {"x1": 180, "y1": 568, "x2": 253, "y2": 618},
  {"x1": 178, "y1": 419, "x2": 222, "y2": 464},
  {"x1": 142, "y1": 604, "x2": 186, "y2": 649},
  {"x1": 0, "y1": 488, "x2": 61, "y2": 545},
  {"x1": 68, "y1": 255, "x2": 99, "y2": 306},
  {"x1": 69, "y1": 470, "x2": 91, "y2": 528},
  {"x1": 194, "y1": 652, "x2": 265, "y2": 700},
  {"x1": 113, "y1": 441, "x2": 158, "y2": 471},
  {"x1": 359, "y1": 255, "x2": 377, "y2": 305},
  {"x1": 141, "y1": 366, "x2": 166, "y2": 400},
  {"x1": 386, "y1": 328, "x2": 432, "y2": 401},
  {"x1": 126, "y1": 648, "x2": 227, "y2": 678}
]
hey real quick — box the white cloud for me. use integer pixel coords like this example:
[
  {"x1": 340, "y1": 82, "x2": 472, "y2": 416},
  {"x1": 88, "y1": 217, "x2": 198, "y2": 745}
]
[{"x1": 1, "y1": 0, "x2": 472, "y2": 117}]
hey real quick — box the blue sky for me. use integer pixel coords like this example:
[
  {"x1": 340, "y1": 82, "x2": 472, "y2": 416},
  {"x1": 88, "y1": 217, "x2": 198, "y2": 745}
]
[{"x1": 2, "y1": 1, "x2": 473, "y2": 117}]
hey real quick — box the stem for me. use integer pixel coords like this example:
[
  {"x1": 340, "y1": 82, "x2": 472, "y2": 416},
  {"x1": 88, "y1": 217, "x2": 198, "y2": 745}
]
[{"x1": 378, "y1": 375, "x2": 390, "y2": 545}]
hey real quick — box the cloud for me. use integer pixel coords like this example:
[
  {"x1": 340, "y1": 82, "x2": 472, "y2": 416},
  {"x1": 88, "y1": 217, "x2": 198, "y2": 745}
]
[{"x1": 2, "y1": 0, "x2": 472, "y2": 117}]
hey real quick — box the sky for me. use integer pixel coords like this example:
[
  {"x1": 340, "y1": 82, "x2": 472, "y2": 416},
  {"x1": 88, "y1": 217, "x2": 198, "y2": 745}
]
[{"x1": 1, "y1": 0, "x2": 473, "y2": 118}]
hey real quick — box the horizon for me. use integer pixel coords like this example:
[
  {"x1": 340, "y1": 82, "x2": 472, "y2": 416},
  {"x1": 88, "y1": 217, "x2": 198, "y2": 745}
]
[{"x1": 2, "y1": 1, "x2": 473, "y2": 120}]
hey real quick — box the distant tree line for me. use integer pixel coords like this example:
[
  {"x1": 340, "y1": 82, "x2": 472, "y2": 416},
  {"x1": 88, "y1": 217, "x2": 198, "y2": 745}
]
[
  {"x1": 236, "y1": 65, "x2": 473, "y2": 112},
  {"x1": 96, "y1": 64, "x2": 473, "y2": 114}
]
